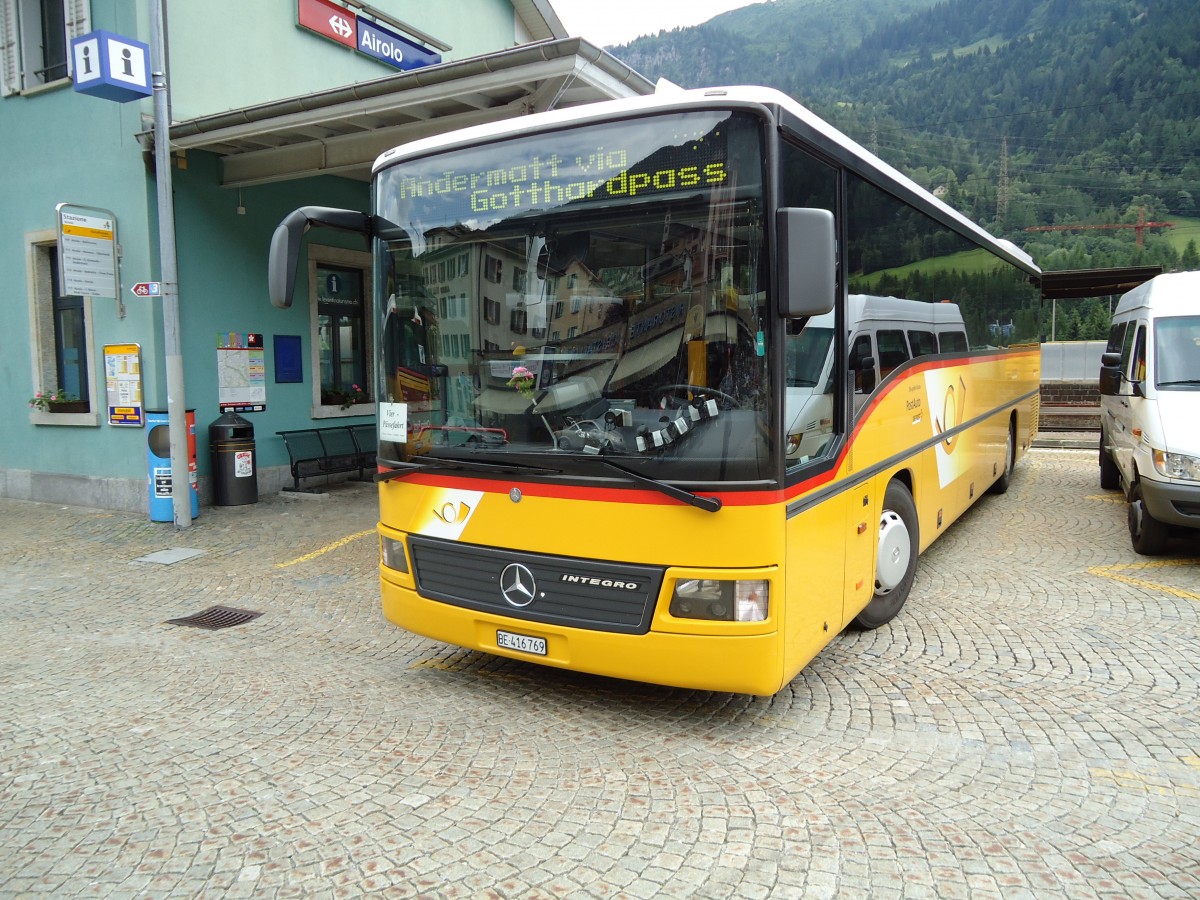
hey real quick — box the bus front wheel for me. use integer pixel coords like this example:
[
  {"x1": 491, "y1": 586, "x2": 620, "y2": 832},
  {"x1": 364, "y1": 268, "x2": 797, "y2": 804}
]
[{"x1": 856, "y1": 480, "x2": 919, "y2": 629}]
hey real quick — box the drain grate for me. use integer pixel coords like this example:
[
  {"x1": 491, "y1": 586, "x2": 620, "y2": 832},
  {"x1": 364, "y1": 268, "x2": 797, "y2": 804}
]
[{"x1": 166, "y1": 606, "x2": 262, "y2": 630}]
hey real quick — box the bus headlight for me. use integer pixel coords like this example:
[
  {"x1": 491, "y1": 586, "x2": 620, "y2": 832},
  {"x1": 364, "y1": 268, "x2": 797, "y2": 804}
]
[
  {"x1": 380, "y1": 535, "x2": 409, "y2": 572},
  {"x1": 670, "y1": 579, "x2": 768, "y2": 622},
  {"x1": 1152, "y1": 449, "x2": 1200, "y2": 481}
]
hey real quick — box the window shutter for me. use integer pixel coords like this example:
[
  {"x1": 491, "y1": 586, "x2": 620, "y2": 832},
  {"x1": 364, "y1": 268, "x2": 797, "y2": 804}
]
[
  {"x1": 65, "y1": 0, "x2": 90, "y2": 37},
  {"x1": 0, "y1": 0, "x2": 19, "y2": 96},
  {"x1": 64, "y1": 0, "x2": 91, "y2": 77}
]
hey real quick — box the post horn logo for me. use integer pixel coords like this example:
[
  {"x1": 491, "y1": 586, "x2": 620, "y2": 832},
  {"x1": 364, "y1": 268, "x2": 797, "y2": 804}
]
[
  {"x1": 935, "y1": 376, "x2": 967, "y2": 453},
  {"x1": 432, "y1": 501, "x2": 472, "y2": 525}
]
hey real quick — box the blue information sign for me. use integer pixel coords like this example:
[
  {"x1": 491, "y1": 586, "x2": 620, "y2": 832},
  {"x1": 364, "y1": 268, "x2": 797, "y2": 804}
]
[
  {"x1": 356, "y1": 16, "x2": 441, "y2": 71},
  {"x1": 70, "y1": 30, "x2": 152, "y2": 103}
]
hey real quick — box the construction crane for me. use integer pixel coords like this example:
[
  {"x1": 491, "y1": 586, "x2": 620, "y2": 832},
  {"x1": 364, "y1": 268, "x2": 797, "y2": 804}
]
[{"x1": 1024, "y1": 208, "x2": 1174, "y2": 248}]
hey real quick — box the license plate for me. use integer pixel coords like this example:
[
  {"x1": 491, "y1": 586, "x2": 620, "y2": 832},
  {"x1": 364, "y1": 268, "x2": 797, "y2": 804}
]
[{"x1": 496, "y1": 629, "x2": 547, "y2": 656}]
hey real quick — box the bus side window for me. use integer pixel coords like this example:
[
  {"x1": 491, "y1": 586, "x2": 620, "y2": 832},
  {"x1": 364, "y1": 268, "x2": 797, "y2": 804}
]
[
  {"x1": 907, "y1": 330, "x2": 937, "y2": 358},
  {"x1": 876, "y1": 329, "x2": 910, "y2": 380}
]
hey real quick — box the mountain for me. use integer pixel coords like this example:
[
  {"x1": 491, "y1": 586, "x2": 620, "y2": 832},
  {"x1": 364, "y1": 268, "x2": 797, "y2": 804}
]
[
  {"x1": 613, "y1": 0, "x2": 940, "y2": 95},
  {"x1": 608, "y1": 0, "x2": 1200, "y2": 305}
]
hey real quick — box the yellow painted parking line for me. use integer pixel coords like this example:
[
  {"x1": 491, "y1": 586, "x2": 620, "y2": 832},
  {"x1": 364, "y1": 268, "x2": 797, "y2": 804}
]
[
  {"x1": 1090, "y1": 767, "x2": 1200, "y2": 800},
  {"x1": 1088, "y1": 559, "x2": 1200, "y2": 601},
  {"x1": 275, "y1": 529, "x2": 376, "y2": 568}
]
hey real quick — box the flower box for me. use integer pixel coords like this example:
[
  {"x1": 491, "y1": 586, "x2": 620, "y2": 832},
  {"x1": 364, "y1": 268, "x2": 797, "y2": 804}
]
[{"x1": 47, "y1": 400, "x2": 89, "y2": 413}]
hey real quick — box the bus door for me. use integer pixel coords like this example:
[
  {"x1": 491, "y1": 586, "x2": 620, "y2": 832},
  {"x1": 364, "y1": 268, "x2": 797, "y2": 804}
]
[{"x1": 383, "y1": 300, "x2": 447, "y2": 435}]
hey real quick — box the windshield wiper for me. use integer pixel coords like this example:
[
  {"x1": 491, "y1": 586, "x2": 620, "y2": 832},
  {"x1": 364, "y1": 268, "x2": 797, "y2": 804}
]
[
  {"x1": 592, "y1": 458, "x2": 721, "y2": 513},
  {"x1": 376, "y1": 457, "x2": 561, "y2": 483},
  {"x1": 1157, "y1": 379, "x2": 1200, "y2": 387}
]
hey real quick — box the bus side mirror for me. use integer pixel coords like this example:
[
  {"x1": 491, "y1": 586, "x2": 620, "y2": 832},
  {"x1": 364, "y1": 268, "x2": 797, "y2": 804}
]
[
  {"x1": 1098, "y1": 351, "x2": 1122, "y2": 396},
  {"x1": 777, "y1": 208, "x2": 836, "y2": 318},
  {"x1": 268, "y1": 206, "x2": 371, "y2": 308}
]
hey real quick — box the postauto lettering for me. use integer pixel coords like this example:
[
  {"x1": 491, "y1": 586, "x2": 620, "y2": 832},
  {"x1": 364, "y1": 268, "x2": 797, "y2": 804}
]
[{"x1": 392, "y1": 147, "x2": 728, "y2": 217}]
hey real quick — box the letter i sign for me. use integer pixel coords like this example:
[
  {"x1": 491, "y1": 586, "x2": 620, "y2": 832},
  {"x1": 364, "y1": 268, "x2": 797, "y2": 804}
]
[{"x1": 71, "y1": 30, "x2": 152, "y2": 102}]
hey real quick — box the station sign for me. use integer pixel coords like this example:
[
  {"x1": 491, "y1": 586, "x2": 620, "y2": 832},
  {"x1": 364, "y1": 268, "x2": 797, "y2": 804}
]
[
  {"x1": 296, "y1": 0, "x2": 439, "y2": 71},
  {"x1": 357, "y1": 18, "x2": 440, "y2": 71},
  {"x1": 297, "y1": 0, "x2": 356, "y2": 49},
  {"x1": 70, "y1": 30, "x2": 152, "y2": 103}
]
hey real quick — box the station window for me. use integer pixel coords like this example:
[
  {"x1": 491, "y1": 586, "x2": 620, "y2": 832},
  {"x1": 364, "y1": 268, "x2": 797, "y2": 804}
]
[
  {"x1": 1, "y1": 0, "x2": 90, "y2": 95},
  {"x1": 26, "y1": 233, "x2": 97, "y2": 425},
  {"x1": 308, "y1": 246, "x2": 372, "y2": 416}
]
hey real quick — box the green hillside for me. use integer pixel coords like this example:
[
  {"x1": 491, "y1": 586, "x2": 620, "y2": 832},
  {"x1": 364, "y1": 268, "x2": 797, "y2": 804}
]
[{"x1": 608, "y1": 0, "x2": 1200, "y2": 281}]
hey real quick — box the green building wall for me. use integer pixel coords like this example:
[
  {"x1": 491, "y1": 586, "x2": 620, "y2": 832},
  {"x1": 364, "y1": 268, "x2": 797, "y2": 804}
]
[{"x1": 0, "y1": 0, "x2": 532, "y2": 511}]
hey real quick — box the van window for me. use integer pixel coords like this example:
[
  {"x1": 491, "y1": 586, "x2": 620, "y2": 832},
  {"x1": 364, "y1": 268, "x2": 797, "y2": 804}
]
[
  {"x1": 1154, "y1": 315, "x2": 1200, "y2": 388},
  {"x1": 1106, "y1": 320, "x2": 1127, "y2": 355},
  {"x1": 876, "y1": 329, "x2": 910, "y2": 378},
  {"x1": 1131, "y1": 326, "x2": 1147, "y2": 383},
  {"x1": 850, "y1": 334, "x2": 874, "y2": 396},
  {"x1": 907, "y1": 330, "x2": 938, "y2": 357},
  {"x1": 938, "y1": 331, "x2": 968, "y2": 353},
  {"x1": 787, "y1": 327, "x2": 834, "y2": 388},
  {"x1": 1119, "y1": 322, "x2": 1138, "y2": 372}
]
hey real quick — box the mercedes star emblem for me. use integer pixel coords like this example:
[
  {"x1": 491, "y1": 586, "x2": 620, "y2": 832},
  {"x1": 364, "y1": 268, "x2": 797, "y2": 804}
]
[{"x1": 499, "y1": 563, "x2": 537, "y2": 608}]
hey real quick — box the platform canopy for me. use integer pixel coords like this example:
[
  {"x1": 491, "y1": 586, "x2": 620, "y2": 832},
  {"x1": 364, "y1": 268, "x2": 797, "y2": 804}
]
[
  {"x1": 1037, "y1": 266, "x2": 1163, "y2": 300},
  {"x1": 164, "y1": 38, "x2": 653, "y2": 188}
]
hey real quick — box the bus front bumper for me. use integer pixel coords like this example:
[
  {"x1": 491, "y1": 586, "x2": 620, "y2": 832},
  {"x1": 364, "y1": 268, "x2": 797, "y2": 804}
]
[{"x1": 381, "y1": 577, "x2": 787, "y2": 696}]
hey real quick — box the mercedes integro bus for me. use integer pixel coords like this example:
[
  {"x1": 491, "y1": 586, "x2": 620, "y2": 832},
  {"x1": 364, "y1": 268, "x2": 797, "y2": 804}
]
[{"x1": 269, "y1": 85, "x2": 1043, "y2": 695}]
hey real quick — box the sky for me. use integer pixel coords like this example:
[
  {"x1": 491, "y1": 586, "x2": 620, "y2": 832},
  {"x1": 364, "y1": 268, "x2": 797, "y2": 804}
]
[{"x1": 550, "y1": 0, "x2": 758, "y2": 48}]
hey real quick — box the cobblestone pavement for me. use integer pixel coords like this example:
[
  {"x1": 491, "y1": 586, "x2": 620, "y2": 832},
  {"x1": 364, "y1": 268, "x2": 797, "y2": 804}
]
[{"x1": 1, "y1": 450, "x2": 1198, "y2": 899}]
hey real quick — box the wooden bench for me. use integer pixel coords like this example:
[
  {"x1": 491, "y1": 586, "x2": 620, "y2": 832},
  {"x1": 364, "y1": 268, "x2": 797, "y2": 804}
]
[{"x1": 277, "y1": 424, "x2": 376, "y2": 492}]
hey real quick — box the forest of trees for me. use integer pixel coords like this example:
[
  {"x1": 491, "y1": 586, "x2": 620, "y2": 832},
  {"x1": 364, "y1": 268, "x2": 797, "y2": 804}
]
[{"x1": 610, "y1": 0, "x2": 1200, "y2": 338}]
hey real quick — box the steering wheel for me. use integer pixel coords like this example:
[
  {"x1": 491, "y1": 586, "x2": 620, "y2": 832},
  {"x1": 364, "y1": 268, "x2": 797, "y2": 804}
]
[{"x1": 656, "y1": 384, "x2": 738, "y2": 410}]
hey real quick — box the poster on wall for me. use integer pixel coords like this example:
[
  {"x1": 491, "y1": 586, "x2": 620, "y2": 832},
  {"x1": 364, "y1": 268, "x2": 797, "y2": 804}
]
[
  {"x1": 217, "y1": 332, "x2": 266, "y2": 412},
  {"x1": 103, "y1": 342, "x2": 144, "y2": 426}
]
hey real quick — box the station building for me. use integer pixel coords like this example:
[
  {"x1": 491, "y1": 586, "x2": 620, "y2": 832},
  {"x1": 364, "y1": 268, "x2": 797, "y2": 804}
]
[{"x1": 1, "y1": 0, "x2": 652, "y2": 513}]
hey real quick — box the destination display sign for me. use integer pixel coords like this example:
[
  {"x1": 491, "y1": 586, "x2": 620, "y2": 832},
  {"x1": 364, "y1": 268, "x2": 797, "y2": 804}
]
[{"x1": 378, "y1": 111, "x2": 760, "y2": 228}]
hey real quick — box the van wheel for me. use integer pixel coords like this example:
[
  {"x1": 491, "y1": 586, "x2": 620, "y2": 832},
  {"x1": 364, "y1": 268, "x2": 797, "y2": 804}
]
[
  {"x1": 1099, "y1": 433, "x2": 1120, "y2": 490},
  {"x1": 989, "y1": 421, "x2": 1016, "y2": 495},
  {"x1": 1128, "y1": 482, "x2": 1169, "y2": 555},
  {"x1": 855, "y1": 480, "x2": 918, "y2": 629}
]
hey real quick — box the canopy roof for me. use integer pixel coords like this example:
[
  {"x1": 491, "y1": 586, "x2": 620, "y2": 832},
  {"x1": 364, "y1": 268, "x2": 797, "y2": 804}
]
[{"x1": 166, "y1": 38, "x2": 653, "y2": 187}]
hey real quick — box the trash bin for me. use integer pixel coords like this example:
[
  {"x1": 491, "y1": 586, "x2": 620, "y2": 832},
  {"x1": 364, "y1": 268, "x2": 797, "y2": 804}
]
[
  {"x1": 209, "y1": 411, "x2": 258, "y2": 506},
  {"x1": 147, "y1": 409, "x2": 199, "y2": 522}
]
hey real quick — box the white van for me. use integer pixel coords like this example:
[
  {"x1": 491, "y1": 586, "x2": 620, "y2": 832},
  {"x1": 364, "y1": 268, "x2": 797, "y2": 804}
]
[
  {"x1": 1098, "y1": 271, "x2": 1200, "y2": 554},
  {"x1": 785, "y1": 295, "x2": 967, "y2": 461}
]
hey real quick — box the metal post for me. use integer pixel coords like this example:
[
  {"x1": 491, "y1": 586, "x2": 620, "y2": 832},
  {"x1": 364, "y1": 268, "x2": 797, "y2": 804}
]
[{"x1": 150, "y1": 0, "x2": 190, "y2": 529}]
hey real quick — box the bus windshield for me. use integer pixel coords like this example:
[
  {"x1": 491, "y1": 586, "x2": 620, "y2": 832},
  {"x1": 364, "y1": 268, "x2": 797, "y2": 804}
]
[{"x1": 374, "y1": 110, "x2": 774, "y2": 482}]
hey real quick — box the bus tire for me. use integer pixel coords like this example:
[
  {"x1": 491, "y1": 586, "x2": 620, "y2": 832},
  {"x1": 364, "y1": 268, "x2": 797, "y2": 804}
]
[
  {"x1": 1099, "y1": 432, "x2": 1120, "y2": 490},
  {"x1": 989, "y1": 420, "x2": 1016, "y2": 495},
  {"x1": 1128, "y1": 482, "x2": 1169, "y2": 555},
  {"x1": 855, "y1": 480, "x2": 918, "y2": 630}
]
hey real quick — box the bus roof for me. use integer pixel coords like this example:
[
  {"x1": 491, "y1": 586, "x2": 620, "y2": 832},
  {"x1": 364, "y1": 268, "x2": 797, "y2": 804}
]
[{"x1": 372, "y1": 84, "x2": 1040, "y2": 277}]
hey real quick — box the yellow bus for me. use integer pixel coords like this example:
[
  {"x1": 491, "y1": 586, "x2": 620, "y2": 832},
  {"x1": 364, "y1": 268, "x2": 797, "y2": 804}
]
[{"x1": 269, "y1": 86, "x2": 1042, "y2": 695}]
